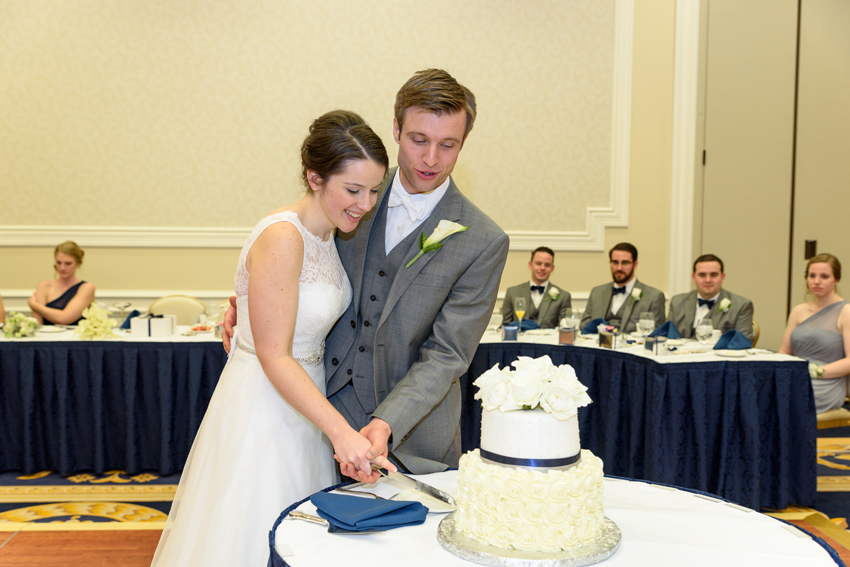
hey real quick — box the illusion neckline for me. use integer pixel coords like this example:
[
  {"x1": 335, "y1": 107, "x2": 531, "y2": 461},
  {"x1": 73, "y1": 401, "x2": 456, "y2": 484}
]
[{"x1": 266, "y1": 210, "x2": 335, "y2": 244}]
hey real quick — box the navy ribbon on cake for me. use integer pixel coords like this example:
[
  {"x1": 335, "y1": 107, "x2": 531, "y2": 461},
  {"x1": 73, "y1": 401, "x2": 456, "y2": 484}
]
[{"x1": 480, "y1": 449, "x2": 580, "y2": 468}]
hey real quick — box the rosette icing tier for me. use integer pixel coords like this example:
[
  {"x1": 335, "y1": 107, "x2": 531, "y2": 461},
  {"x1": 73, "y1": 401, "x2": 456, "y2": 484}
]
[{"x1": 455, "y1": 449, "x2": 605, "y2": 552}]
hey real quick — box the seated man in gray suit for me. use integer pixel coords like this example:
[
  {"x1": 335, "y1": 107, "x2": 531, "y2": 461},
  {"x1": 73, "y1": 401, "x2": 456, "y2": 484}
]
[
  {"x1": 502, "y1": 246, "x2": 571, "y2": 328},
  {"x1": 668, "y1": 254, "x2": 754, "y2": 339},
  {"x1": 225, "y1": 70, "x2": 509, "y2": 481},
  {"x1": 580, "y1": 242, "x2": 666, "y2": 334}
]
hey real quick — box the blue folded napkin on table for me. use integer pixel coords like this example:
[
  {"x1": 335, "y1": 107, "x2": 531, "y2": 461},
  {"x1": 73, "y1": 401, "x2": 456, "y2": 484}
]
[
  {"x1": 310, "y1": 491, "x2": 427, "y2": 532},
  {"x1": 520, "y1": 319, "x2": 540, "y2": 331},
  {"x1": 649, "y1": 321, "x2": 682, "y2": 339},
  {"x1": 120, "y1": 310, "x2": 141, "y2": 329},
  {"x1": 581, "y1": 318, "x2": 608, "y2": 335},
  {"x1": 713, "y1": 329, "x2": 752, "y2": 350}
]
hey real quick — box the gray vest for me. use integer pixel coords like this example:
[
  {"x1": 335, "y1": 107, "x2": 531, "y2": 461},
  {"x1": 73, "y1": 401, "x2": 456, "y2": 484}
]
[
  {"x1": 336, "y1": 196, "x2": 421, "y2": 414},
  {"x1": 605, "y1": 293, "x2": 623, "y2": 329}
]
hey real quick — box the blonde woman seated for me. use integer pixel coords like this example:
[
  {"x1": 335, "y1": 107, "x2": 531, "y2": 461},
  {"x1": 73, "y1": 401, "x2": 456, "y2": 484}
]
[
  {"x1": 780, "y1": 254, "x2": 850, "y2": 413},
  {"x1": 28, "y1": 241, "x2": 95, "y2": 326}
]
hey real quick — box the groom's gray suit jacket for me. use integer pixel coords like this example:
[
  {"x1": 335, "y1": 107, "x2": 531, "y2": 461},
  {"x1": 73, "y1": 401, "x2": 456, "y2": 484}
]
[
  {"x1": 579, "y1": 279, "x2": 666, "y2": 334},
  {"x1": 668, "y1": 288, "x2": 754, "y2": 339},
  {"x1": 325, "y1": 170, "x2": 509, "y2": 474}
]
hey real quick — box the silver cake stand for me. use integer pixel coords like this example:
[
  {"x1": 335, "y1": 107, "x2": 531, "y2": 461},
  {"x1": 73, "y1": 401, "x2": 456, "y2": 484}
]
[{"x1": 438, "y1": 513, "x2": 621, "y2": 567}]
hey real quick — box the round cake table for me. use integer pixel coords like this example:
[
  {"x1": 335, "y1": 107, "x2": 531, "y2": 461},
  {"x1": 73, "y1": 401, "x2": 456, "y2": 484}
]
[{"x1": 271, "y1": 472, "x2": 841, "y2": 567}]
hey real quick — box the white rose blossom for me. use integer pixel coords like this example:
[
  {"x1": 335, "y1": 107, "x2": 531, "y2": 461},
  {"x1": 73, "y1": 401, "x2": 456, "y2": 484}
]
[
  {"x1": 546, "y1": 286, "x2": 560, "y2": 301},
  {"x1": 473, "y1": 355, "x2": 592, "y2": 419},
  {"x1": 718, "y1": 298, "x2": 732, "y2": 313},
  {"x1": 630, "y1": 288, "x2": 642, "y2": 304}
]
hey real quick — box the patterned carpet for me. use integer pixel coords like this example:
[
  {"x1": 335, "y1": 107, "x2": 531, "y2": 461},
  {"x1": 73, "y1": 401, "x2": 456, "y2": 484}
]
[{"x1": 0, "y1": 470, "x2": 175, "y2": 529}]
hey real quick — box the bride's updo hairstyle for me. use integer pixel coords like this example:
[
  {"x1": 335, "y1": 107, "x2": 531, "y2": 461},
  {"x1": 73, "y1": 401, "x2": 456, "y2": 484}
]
[{"x1": 300, "y1": 110, "x2": 389, "y2": 189}]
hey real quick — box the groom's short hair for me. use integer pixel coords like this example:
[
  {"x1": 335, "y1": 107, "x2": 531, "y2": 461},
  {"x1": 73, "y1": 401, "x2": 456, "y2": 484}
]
[{"x1": 394, "y1": 69, "x2": 477, "y2": 141}]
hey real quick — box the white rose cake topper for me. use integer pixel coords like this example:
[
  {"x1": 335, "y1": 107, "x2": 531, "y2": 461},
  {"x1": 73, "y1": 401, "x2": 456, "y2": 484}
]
[
  {"x1": 405, "y1": 220, "x2": 469, "y2": 268},
  {"x1": 473, "y1": 354, "x2": 592, "y2": 420}
]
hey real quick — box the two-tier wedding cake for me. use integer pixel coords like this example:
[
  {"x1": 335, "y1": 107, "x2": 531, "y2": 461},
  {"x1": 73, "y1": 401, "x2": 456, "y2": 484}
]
[{"x1": 454, "y1": 355, "x2": 605, "y2": 552}]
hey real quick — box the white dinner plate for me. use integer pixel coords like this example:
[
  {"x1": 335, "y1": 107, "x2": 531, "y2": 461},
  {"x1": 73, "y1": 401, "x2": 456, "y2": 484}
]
[
  {"x1": 36, "y1": 326, "x2": 69, "y2": 334},
  {"x1": 714, "y1": 349, "x2": 747, "y2": 358}
]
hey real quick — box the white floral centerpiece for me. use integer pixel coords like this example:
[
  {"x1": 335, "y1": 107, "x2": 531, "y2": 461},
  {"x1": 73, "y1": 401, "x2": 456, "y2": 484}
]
[
  {"x1": 76, "y1": 303, "x2": 118, "y2": 340},
  {"x1": 473, "y1": 355, "x2": 592, "y2": 420},
  {"x1": 3, "y1": 312, "x2": 39, "y2": 338}
]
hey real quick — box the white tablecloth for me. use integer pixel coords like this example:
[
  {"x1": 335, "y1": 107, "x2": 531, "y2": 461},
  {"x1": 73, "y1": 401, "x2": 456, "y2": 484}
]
[
  {"x1": 274, "y1": 472, "x2": 837, "y2": 567},
  {"x1": 0, "y1": 325, "x2": 221, "y2": 343},
  {"x1": 479, "y1": 329, "x2": 802, "y2": 364}
]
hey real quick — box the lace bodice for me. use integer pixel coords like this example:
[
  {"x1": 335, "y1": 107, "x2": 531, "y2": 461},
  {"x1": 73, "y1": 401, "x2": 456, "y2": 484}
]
[{"x1": 234, "y1": 211, "x2": 352, "y2": 357}]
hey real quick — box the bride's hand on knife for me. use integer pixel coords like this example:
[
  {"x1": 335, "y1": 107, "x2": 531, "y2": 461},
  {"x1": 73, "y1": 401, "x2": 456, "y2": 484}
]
[{"x1": 331, "y1": 429, "x2": 395, "y2": 483}]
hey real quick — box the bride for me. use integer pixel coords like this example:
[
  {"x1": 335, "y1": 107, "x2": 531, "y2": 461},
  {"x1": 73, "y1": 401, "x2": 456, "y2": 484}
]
[{"x1": 152, "y1": 110, "x2": 395, "y2": 566}]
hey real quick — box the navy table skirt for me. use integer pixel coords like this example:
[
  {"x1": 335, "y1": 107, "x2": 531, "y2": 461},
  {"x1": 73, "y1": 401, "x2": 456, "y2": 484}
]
[
  {"x1": 0, "y1": 340, "x2": 226, "y2": 476},
  {"x1": 1, "y1": 339, "x2": 816, "y2": 510},
  {"x1": 459, "y1": 343, "x2": 816, "y2": 510}
]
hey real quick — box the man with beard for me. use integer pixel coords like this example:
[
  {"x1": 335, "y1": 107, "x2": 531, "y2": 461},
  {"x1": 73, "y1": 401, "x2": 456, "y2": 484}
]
[{"x1": 580, "y1": 242, "x2": 666, "y2": 334}]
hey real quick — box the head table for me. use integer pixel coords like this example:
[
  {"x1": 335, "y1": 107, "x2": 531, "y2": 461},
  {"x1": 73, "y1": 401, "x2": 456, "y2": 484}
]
[
  {"x1": 0, "y1": 326, "x2": 225, "y2": 476},
  {"x1": 0, "y1": 327, "x2": 815, "y2": 511},
  {"x1": 272, "y1": 472, "x2": 841, "y2": 567}
]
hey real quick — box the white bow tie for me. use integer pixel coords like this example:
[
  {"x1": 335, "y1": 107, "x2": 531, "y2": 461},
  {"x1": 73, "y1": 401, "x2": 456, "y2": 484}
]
[{"x1": 388, "y1": 189, "x2": 426, "y2": 222}]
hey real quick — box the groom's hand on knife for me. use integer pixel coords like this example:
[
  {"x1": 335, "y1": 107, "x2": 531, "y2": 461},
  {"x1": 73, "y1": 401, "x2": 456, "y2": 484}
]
[{"x1": 337, "y1": 418, "x2": 394, "y2": 483}]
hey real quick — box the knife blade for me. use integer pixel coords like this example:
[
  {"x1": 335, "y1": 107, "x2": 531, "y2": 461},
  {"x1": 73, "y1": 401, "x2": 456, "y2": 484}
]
[{"x1": 379, "y1": 469, "x2": 456, "y2": 508}]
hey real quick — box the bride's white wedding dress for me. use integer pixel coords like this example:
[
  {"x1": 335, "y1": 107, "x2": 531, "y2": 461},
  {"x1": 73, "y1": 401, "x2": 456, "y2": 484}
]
[{"x1": 152, "y1": 211, "x2": 350, "y2": 566}]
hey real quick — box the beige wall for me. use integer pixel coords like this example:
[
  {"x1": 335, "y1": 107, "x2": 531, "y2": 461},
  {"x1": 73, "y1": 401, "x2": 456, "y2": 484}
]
[{"x1": 1, "y1": 0, "x2": 679, "y2": 312}]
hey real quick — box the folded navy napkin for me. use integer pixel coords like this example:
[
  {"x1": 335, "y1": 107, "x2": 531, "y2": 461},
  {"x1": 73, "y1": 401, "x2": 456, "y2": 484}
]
[
  {"x1": 120, "y1": 310, "x2": 141, "y2": 329},
  {"x1": 310, "y1": 492, "x2": 427, "y2": 532},
  {"x1": 582, "y1": 318, "x2": 608, "y2": 335},
  {"x1": 713, "y1": 329, "x2": 752, "y2": 350},
  {"x1": 520, "y1": 319, "x2": 540, "y2": 331},
  {"x1": 649, "y1": 321, "x2": 682, "y2": 339}
]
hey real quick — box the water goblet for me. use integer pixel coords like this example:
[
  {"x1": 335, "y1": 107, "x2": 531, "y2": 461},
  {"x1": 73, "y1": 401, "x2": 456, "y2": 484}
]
[
  {"x1": 696, "y1": 320, "x2": 714, "y2": 345},
  {"x1": 639, "y1": 312, "x2": 655, "y2": 337}
]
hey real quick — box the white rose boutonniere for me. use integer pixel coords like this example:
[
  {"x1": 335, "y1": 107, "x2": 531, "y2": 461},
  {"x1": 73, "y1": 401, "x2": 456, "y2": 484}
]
[
  {"x1": 718, "y1": 298, "x2": 732, "y2": 313},
  {"x1": 544, "y1": 286, "x2": 560, "y2": 301},
  {"x1": 629, "y1": 288, "x2": 642, "y2": 306},
  {"x1": 405, "y1": 220, "x2": 470, "y2": 268}
]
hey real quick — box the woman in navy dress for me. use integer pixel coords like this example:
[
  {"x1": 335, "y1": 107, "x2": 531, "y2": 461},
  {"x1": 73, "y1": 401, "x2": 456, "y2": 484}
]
[{"x1": 28, "y1": 241, "x2": 96, "y2": 325}]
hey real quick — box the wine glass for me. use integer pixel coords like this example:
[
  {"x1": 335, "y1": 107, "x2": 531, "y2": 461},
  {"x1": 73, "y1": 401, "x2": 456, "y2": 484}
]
[
  {"x1": 514, "y1": 297, "x2": 527, "y2": 333},
  {"x1": 639, "y1": 312, "x2": 655, "y2": 337},
  {"x1": 696, "y1": 320, "x2": 714, "y2": 345}
]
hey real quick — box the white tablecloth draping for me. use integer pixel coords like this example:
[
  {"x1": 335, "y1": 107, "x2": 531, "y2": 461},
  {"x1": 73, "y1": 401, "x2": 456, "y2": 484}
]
[
  {"x1": 478, "y1": 329, "x2": 802, "y2": 364},
  {"x1": 0, "y1": 325, "x2": 221, "y2": 343},
  {"x1": 274, "y1": 472, "x2": 838, "y2": 567}
]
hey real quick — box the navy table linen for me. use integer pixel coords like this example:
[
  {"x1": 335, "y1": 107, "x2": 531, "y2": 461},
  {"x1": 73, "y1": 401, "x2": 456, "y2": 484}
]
[{"x1": 0, "y1": 340, "x2": 225, "y2": 475}]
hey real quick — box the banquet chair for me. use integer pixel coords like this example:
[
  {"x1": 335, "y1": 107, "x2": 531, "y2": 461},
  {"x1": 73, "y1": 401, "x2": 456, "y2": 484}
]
[
  {"x1": 817, "y1": 407, "x2": 850, "y2": 429},
  {"x1": 148, "y1": 294, "x2": 206, "y2": 326},
  {"x1": 751, "y1": 321, "x2": 760, "y2": 347}
]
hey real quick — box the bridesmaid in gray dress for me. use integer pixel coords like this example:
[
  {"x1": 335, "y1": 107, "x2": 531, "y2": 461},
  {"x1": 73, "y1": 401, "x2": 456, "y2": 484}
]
[{"x1": 780, "y1": 254, "x2": 850, "y2": 413}]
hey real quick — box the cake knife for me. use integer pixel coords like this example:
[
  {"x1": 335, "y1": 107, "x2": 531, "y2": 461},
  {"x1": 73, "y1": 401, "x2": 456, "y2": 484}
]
[{"x1": 372, "y1": 466, "x2": 456, "y2": 508}]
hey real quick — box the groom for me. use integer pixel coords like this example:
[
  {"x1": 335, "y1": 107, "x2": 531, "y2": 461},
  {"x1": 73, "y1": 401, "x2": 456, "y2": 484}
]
[{"x1": 225, "y1": 69, "x2": 509, "y2": 480}]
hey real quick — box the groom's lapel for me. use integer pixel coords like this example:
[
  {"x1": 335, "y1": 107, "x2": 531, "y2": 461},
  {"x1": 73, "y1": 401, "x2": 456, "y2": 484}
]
[{"x1": 379, "y1": 179, "x2": 464, "y2": 328}]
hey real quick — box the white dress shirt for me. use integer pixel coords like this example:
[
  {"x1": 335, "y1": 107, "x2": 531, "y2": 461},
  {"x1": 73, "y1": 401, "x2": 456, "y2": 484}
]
[
  {"x1": 693, "y1": 292, "x2": 721, "y2": 328},
  {"x1": 611, "y1": 278, "x2": 637, "y2": 315},
  {"x1": 384, "y1": 170, "x2": 451, "y2": 255},
  {"x1": 530, "y1": 280, "x2": 548, "y2": 309}
]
